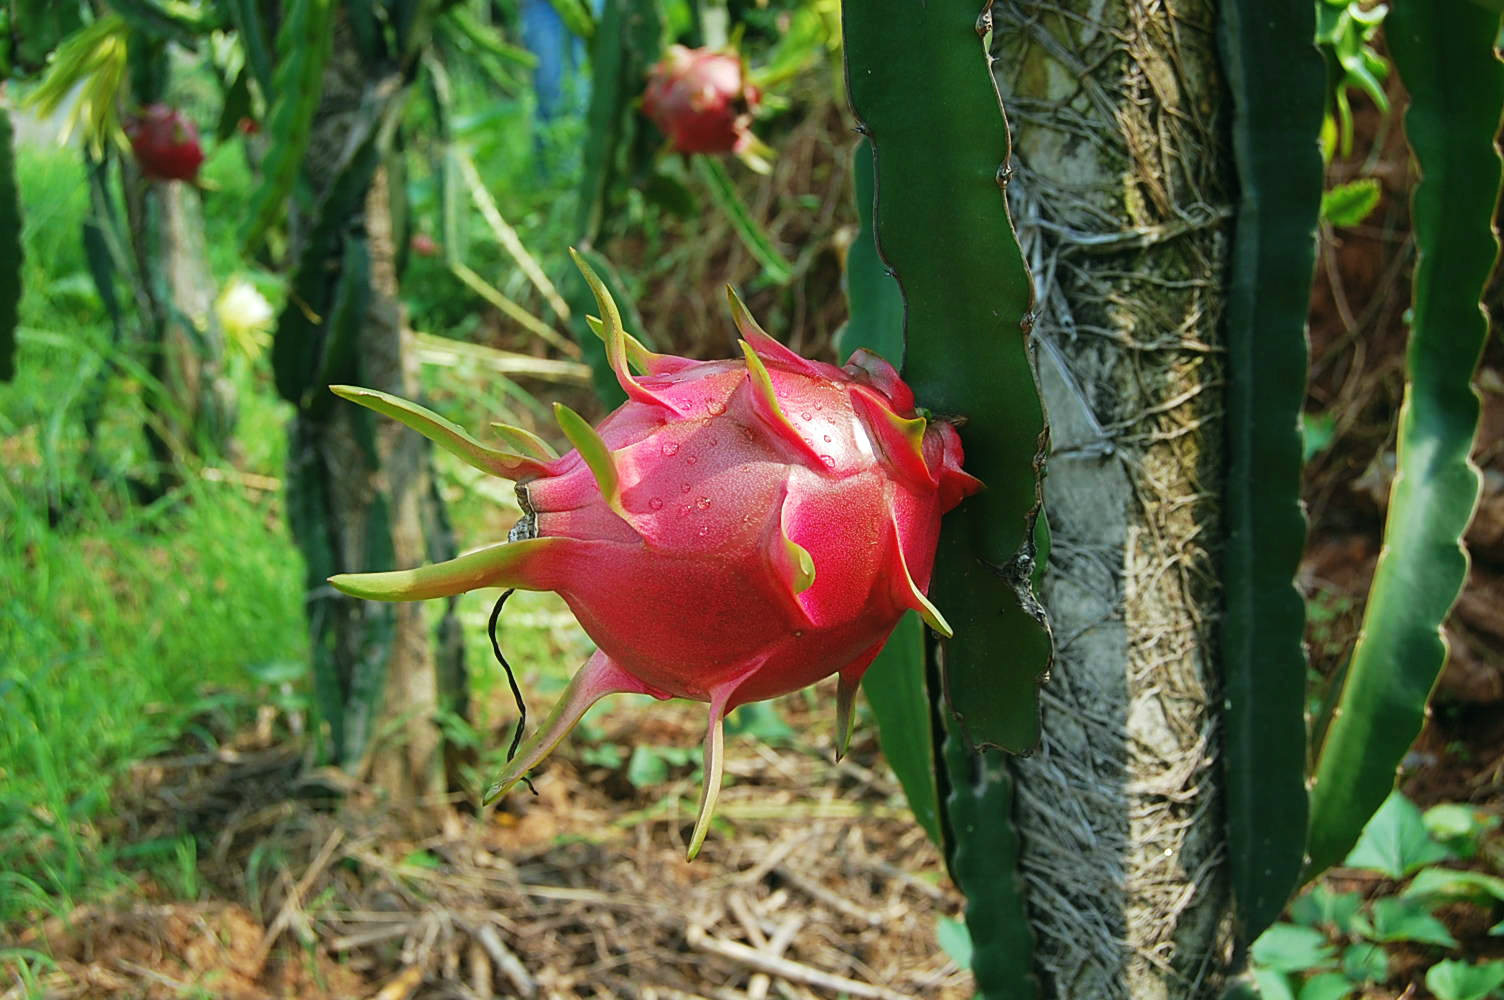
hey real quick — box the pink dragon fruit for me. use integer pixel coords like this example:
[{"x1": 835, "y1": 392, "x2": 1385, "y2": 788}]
[
  {"x1": 124, "y1": 104, "x2": 205, "y2": 183},
  {"x1": 329, "y1": 252, "x2": 980, "y2": 856},
  {"x1": 642, "y1": 45, "x2": 762, "y2": 157}
]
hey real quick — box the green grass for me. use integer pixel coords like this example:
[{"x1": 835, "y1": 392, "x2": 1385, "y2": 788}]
[{"x1": 0, "y1": 141, "x2": 307, "y2": 927}]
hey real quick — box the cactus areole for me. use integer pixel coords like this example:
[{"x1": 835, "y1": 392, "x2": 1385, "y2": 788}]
[
  {"x1": 124, "y1": 104, "x2": 205, "y2": 183},
  {"x1": 642, "y1": 45, "x2": 762, "y2": 156},
  {"x1": 329, "y1": 252, "x2": 980, "y2": 856}
]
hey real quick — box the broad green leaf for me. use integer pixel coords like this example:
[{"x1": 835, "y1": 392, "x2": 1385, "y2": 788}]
[
  {"x1": 1289, "y1": 886, "x2": 1369, "y2": 937},
  {"x1": 1426, "y1": 960, "x2": 1504, "y2": 1000},
  {"x1": 1343, "y1": 791, "x2": 1452, "y2": 877},
  {"x1": 936, "y1": 915, "x2": 974, "y2": 971},
  {"x1": 1307, "y1": 0, "x2": 1504, "y2": 877},
  {"x1": 1251, "y1": 924, "x2": 1337, "y2": 975},
  {"x1": 1369, "y1": 896, "x2": 1459, "y2": 947},
  {"x1": 1320, "y1": 178, "x2": 1382, "y2": 227},
  {"x1": 1340, "y1": 942, "x2": 1389, "y2": 983},
  {"x1": 1253, "y1": 969, "x2": 1298, "y2": 1000},
  {"x1": 1298, "y1": 972, "x2": 1354, "y2": 1000},
  {"x1": 0, "y1": 108, "x2": 19, "y2": 382},
  {"x1": 627, "y1": 746, "x2": 670, "y2": 788},
  {"x1": 1216, "y1": 0, "x2": 1325, "y2": 943},
  {"x1": 1403, "y1": 866, "x2": 1504, "y2": 906},
  {"x1": 1424, "y1": 802, "x2": 1501, "y2": 857},
  {"x1": 861, "y1": 613, "x2": 941, "y2": 846}
]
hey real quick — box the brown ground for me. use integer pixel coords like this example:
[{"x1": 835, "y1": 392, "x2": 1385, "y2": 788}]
[{"x1": 5, "y1": 696, "x2": 970, "y2": 1000}]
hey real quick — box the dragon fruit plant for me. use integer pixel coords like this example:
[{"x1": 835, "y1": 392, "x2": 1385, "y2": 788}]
[
  {"x1": 329, "y1": 252, "x2": 980, "y2": 856},
  {"x1": 643, "y1": 45, "x2": 767, "y2": 161},
  {"x1": 124, "y1": 104, "x2": 205, "y2": 183}
]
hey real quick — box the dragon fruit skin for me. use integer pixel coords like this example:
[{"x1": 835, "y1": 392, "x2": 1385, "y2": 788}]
[
  {"x1": 124, "y1": 104, "x2": 205, "y2": 183},
  {"x1": 328, "y1": 251, "x2": 980, "y2": 856},
  {"x1": 642, "y1": 45, "x2": 762, "y2": 156}
]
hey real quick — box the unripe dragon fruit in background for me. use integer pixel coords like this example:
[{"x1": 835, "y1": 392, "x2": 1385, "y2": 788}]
[
  {"x1": 643, "y1": 45, "x2": 762, "y2": 156},
  {"x1": 124, "y1": 104, "x2": 205, "y2": 183},
  {"x1": 330, "y1": 252, "x2": 980, "y2": 857}
]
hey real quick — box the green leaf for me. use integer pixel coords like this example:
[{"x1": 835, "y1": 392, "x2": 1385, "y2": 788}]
[
  {"x1": 0, "y1": 108, "x2": 19, "y2": 382},
  {"x1": 1251, "y1": 923, "x2": 1337, "y2": 975},
  {"x1": 1343, "y1": 791, "x2": 1453, "y2": 877},
  {"x1": 1298, "y1": 972, "x2": 1354, "y2": 1000},
  {"x1": 694, "y1": 156, "x2": 793, "y2": 285},
  {"x1": 627, "y1": 746, "x2": 670, "y2": 788},
  {"x1": 1216, "y1": 0, "x2": 1325, "y2": 943},
  {"x1": 1253, "y1": 969, "x2": 1298, "y2": 1000},
  {"x1": 1369, "y1": 897, "x2": 1459, "y2": 947},
  {"x1": 1340, "y1": 942, "x2": 1389, "y2": 984},
  {"x1": 861, "y1": 613, "x2": 941, "y2": 846},
  {"x1": 1320, "y1": 178, "x2": 1382, "y2": 227},
  {"x1": 1424, "y1": 802, "x2": 1501, "y2": 857},
  {"x1": 1306, "y1": 0, "x2": 1504, "y2": 879},
  {"x1": 936, "y1": 915, "x2": 974, "y2": 971},
  {"x1": 1426, "y1": 960, "x2": 1504, "y2": 1000},
  {"x1": 844, "y1": 0, "x2": 1049, "y2": 757},
  {"x1": 1403, "y1": 866, "x2": 1504, "y2": 906},
  {"x1": 1289, "y1": 886, "x2": 1369, "y2": 937}
]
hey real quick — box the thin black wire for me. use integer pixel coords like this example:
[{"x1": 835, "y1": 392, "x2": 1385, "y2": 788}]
[{"x1": 488, "y1": 588, "x2": 537, "y2": 795}]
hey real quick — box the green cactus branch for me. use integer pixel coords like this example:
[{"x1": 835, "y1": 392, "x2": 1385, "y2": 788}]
[
  {"x1": 1215, "y1": 0, "x2": 1325, "y2": 942},
  {"x1": 1305, "y1": 0, "x2": 1504, "y2": 879},
  {"x1": 843, "y1": 3, "x2": 1049, "y2": 996}
]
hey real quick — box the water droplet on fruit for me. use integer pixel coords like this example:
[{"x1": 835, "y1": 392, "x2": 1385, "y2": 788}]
[
  {"x1": 686, "y1": 455, "x2": 698, "y2": 466},
  {"x1": 695, "y1": 496, "x2": 711, "y2": 510},
  {"x1": 649, "y1": 497, "x2": 664, "y2": 510},
  {"x1": 793, "y1": 629, "x2": 804, "y2": 638},
  {"x1": 819, "y1": 455, "x2": 835, "y2": 468},
  {"x1": 681, "y1": 483, "x2": 691, "y2": 493},
  {"x1": 823, "y1": 434, "x2": 832, "y2": 443},
  {"x1": 801, "y1": 411, "x2": 812, "y2": 421},
  {"x1": 698, "y1": 525, "x2": 710, "y2": 537},
  {"x1": 707, "y1": 400, "x2": 726, "y2": 416},
  {"x1": 662, "y1": 441, "x2": 680, "y2": 456},
  {"x1": 707, "y1": 436, "x2": 718, "y2": 448}
]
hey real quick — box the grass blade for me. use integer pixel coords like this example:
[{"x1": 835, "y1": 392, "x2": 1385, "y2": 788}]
[
  {"x1": 1306, "y1": 0, "x2": 1504, "y2": 878},
  {"x1": 693, "y1": 156, "x2": 793, "y2": 286},
  {"x1": 1215, "y1": 0, "x2": 1325, "y2": 940}
]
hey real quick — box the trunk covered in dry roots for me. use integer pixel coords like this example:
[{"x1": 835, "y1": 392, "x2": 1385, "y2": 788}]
[
  {"x1": 285, "y1": 25, "x2": 464, "y2": 806},
  {"x1": 995, "y1": 2, "x2": 1234, "y2": 996}
]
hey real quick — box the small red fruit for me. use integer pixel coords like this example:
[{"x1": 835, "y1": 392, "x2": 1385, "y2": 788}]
[
  {"x1": 410, "y1": 233, "x2": 441, "y2": 257},
  {"x1": 124, "y1": 104, "x2": 205, "y2": 183},
  {"x1": 643, "y1": 45, "x2": 762, "y2": 156}
]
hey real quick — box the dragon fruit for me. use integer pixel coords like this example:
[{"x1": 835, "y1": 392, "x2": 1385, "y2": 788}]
[
  {"x1": 124, "y1": 104, "x2": 205, "y2": 183},
  {"x1": 329, "y1": 252, "x2": 980, "y2": 856},
  {"x1": 643, "y1": 45, "x2": 762, "y2": 157}
]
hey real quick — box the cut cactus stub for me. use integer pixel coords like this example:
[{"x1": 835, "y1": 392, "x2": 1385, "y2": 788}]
[{"x1": 329, "y1": 251, "x2": 981, "y2": 857}]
